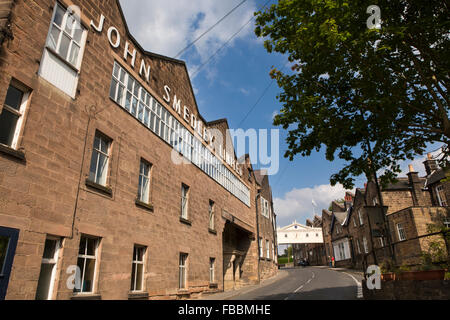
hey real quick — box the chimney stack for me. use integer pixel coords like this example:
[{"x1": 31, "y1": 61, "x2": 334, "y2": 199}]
[
  {"x1": 423, "y1": 153, "x2": 438, "y2": 176},
  {"x1": 407, "y1": 164, "x2": 426, "y2": 206}
]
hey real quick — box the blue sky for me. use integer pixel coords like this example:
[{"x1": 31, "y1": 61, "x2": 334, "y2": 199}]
[{"x1": 120, "y1": 0, "x2": 443, "y2": 229}]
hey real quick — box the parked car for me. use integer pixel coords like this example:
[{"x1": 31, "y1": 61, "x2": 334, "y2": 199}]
[{"x1": 296, "y1": 259, "x2": 309, "y2": 267}]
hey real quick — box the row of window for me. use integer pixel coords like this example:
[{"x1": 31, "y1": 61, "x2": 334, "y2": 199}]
[
  {"x1": 35, "y1": 234, "x2": 216, "y2": 299},
  {"x1": 89, "y1": 131, "x2": 218, "y2": 230},
  {"x1": 109, "y1": 61, "x2": 250, "y2": 206}
]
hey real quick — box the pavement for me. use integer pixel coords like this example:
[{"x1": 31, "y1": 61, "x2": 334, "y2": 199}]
[{"x1": 198, "y1": 266, "x2": 365, "y2": 300}]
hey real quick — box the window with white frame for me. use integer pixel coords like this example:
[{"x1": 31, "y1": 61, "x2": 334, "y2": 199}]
[
  {"x1": 358, "y1": 209, "x2": 364, "y2": 226},
  {"x1": 209, "y1": 200, "x2": 215, "y2": 230},
  {"x1": 75, "y1": 236, "x2": 100, "y2": 294},
  {"x1": 35, "y1": 237, "x2": 61, "y2": 300},
  {"x1": 397, "y1": 223, "x2": 407, "y2": 241},
  {"x1": 266, "y1": 240, "x2": 270, "y2": 259},
  {"x1": 436, "y1": 185, "x2": 448, "y2": 207},
  {"x1": 181, "y1": 184, "x2": 189, "y2": 220},
  {"x1": 179, "y1": 253, "x2": 188, "y2": 289},
  {"x1": 0, "y1": 83, "x2": 30, "y2": 148},
  {"x1": 259, "y1": 237, "x2": 263, "y2": 258},
  {"x1": 88, "y1": 132, "x2": 111, "y2": 186},
  {"x1": 137, "y1": 160, "x2": 151, "y2": 204},
  {"x1": 261, "y1": 197, "x2": 270, "y2": 218},
  {"x1": 363, "y1": 237, "x2": 369, "y2": 254},
  {"x1": 209, "y1": 258, "x2": 215, "y2": 283},
  {"x1": 130, "y1": 245, "x2": 146, "y2": 292},
  {"x1": 39, "y1": 2, "x2": 87, "y2": 97}
]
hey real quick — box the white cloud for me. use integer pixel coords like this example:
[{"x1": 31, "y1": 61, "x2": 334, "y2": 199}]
[
  {"x1": 119, "y1": 0, "x2": 257, "y2": 74},
  {"x1": 274, "y1": 184, "x2": 354, "y2": 228}
]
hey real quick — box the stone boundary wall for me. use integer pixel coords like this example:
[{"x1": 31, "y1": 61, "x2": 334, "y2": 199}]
[{"x1": 362, "y1": 279, "x2": 450, "y2": 300}]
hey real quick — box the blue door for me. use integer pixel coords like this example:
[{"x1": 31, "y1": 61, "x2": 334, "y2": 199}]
[{"x1": 0, "y1": 226, "x2": 19, "y2": 300}]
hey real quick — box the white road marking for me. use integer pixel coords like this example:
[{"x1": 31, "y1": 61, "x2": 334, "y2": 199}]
[
  {"x1": 343, "y1": 272, "x2": 363, "y2": 299},
  {"x1": 284, "y1": 271, "x2": 315, "y2": 300}
]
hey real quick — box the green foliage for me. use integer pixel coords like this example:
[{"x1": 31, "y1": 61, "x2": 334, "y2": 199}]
[
  {"x1": 379, "y1": 259, "x2": 394, "y2": 273},
  {"x1": 254, "y1": 0, "x2": 450, "y2": 189}
]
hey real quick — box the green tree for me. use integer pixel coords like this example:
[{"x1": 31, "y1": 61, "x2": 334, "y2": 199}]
[
  {"x1": 328, "y1": 198, "x2": 345, "y2": 211},
  {"x1": 254, "y1": 0, "x2": 449, "y2": 188}
]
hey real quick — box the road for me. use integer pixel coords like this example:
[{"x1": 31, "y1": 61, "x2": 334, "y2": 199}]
[{"x1": 232, "y1": 267, "x2": 363, "y2": 300}]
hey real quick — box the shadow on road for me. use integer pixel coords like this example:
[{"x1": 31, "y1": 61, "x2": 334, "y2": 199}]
[{"x1": 234, "y1": 285, "x2": 357, "y2": 300}]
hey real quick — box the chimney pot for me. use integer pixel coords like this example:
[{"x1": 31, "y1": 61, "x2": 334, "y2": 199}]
[
  {"x1": 409, "y1": 164, "x2": 415, "y2": 172},
  {"x1": 427, "y1": 153, "x2": 432, "y2": 160}
]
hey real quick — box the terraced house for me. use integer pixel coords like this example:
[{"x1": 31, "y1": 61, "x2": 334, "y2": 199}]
[
  {"x1": 0, "y1": 0, "x2": 277, "y2": 300},
  {"x1": 323, "y1": 157, "x2": 450, "y2": 269}
]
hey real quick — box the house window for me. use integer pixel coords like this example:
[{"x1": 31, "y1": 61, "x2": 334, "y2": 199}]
[
  {"x1": 266, "y1": 240, "x2": 270, "y2": 259},
  {"x1": 356, "y1": 239, "x2": 361, "y2": 254},
  {"x1": 39, "y1": 2, "x2": 87, "y2": 97},
  {"x1": 75, "y1": 236, "x2": 100, "y2": 293},
  {"x1": 363, "y1": 237, "x2": 369, "y2": 254},
  {"x1": 397, "y1": 223, "x2": 407, "y2": 241},
  {"x1": 137, "y1": 160, "x2": 151, "y2": 204},
  {"x1": 259, "y1": 238, "x2": 263, "y2": 258},
  {"x1": 353, "y1": 217, "x2": 357, "y2": 227},
  {"x1": 89, "y1": 132, "x2": 111, "y2": 186},
  {"x1": 436, "y1": 185, "x2": 448, "y2": 207},
  {"x1": 181, "y1": 184, "x2": 189, "y2": 220},
  {"x1": 130, "y1": 245, "x2": 146, "y2": 292},
  {"x1": 35, "y1": 237, "x2": 61, "y2": 300},
  {"x1": 358, "y1": 209, "x2": 364, "y2": 226},
  {"x1": 179, "y1": 253, "x2": 188, "y2": 289},
  {"x1": 0, "y1": 84, "x2": 29, "y2": 148},
  {"x1": 209, "y1": 258, "x2": 215, "y2": 283},
  {"x1": 378, "y1": 237, "x2": 384, "y2": 248},
  {"x1": 209, "y1": 200, "x2": 215, "y2": 230},
  {"x1": 261, "y1": 197, "x2": 270, "y2": 218}
]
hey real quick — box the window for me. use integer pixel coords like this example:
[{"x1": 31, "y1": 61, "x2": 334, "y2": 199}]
[
  {"x1": 378, "y1": 237, "x2": 384, "y2": 248},
  {"x1": 373, "y1": 197, "x2": 378, "y2": 206},
  {"x1": 75, "y1": 236, "x2": 99, "y2": 294},
  {"x1": 436, "y1": 185, "x2": 448, "y2": 207},
  {"x1": 353, "y1": 217, "x2": 357, "y2": 227},
  {"x1": 266, "y1": 240, "x2": 270, "y2": 259},
  {"x1": 259, "y1": 238, "x2": 263, "y2": 258},
  {"x1": 356, "y1": 239, "x2": 361, "y2": 254},
  {"x1": 39, "y1": 2, "x2": 87, "y2": 97},
  {"x1": 209, "y1": 258, "x2": 215, "y2": 283},
  {"x1": 0, "y1": 236, "x2": 8, "y2": 274},
  {"x1": 181, "y1": 184, "x2": 189, "y2": 220},
  {"x1": 363, "y1": 237, "x2": 369, "y2": 253},
  {"x1": 397, "y1": 223, "x2": 407, "y2": 241},
  {"x1": 179, "y1": 253, "x2": 188, "y2": 289},
  {"x1": 209, "y1": 200, "x2": 215, "y2": 230},
  {"x1": 358, "y1": 209, "x2": 364, "y2": 226},
  {"x1": 89, "y1": 132, "x2": 111, "y2": 186},
  {"x1": 0, "y1": 227, "x2": 19, "y2": 300},
  {"x1": 0, "y1": 84, "x2": 29, "y2": 148},
  {"x1": 261, "y1": 197, "x2": 270, "y2": 218},
  {"x1": 138, "y1": 160, "x2": 151, "y2": 204},
  {"x1": 35, "y1": 237, "x2": 61, "y2": 300},
  {"x1": 130, "y1": 245, "x2": 146, "y2": 292}
]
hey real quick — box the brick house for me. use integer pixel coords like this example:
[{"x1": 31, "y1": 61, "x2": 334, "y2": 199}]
[
  {"x1": 0, "y1": 0, "x2": 277, "y2": 300},
  {"x1": 253, "y1": 170, "x2": 278, "y2": 281},
  {"x1": 323, "y1": 160, "x2": 449, "y2": 270}
]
